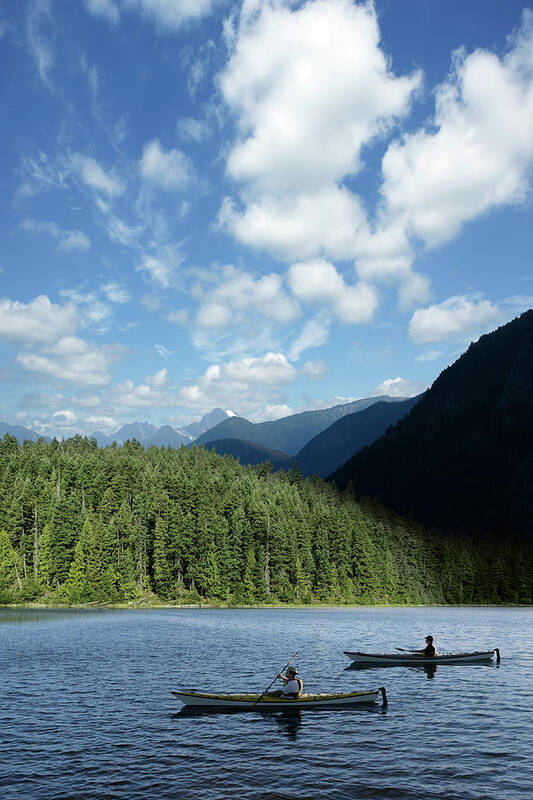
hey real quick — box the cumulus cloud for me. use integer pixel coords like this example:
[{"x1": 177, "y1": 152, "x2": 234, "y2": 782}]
[
  {"x1": 85, "y1": 414, "x2": 118, "y2": 431},
  {"x1": 379, "y1": 10, "x2": 533, "y2": 247},
  {"x1": 222, "y1": 0, "x2": 419, "y2": 195},
  {"x1": 17, "y1": 336, "x2": 123, "y2": 386},
  {"x1": 111, "y1": 367, "x2": 176, "y2": 407},
  {"x1": 70, "y1": 153, "x2": 124, "y2": 197},
  {"x1": 288, "y1": 259, "x2": 378, "y2": 324},
  {"x1": 409, "y1": 296, "x2": 502, "y2": 344},
  {"x1": 0, "y1": 295, "x2": 77, "y2": 344},
  {"x1": 219, "y1": 0, "x2": 420, "y2": 272},
  {"x1": 371, "y1": 376, "x2": 427, "y2": 398},
  {"x1": 194, "y1": 265, "x2": 299, "y2": 328},
  {"x1": 196, "y1": 302, "x2": 232, "y2": 328},
  {"x1": 140, "y1": 139, "x2": 194, "y2": 191},
  {"x1": 178, "y1": 352, "x2": 297, "y2": 418}
]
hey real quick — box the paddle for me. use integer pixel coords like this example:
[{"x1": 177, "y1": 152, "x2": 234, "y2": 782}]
[
  {"x1": 395, "y1": 647, "x2": 417, "y2": 652},
  {"x1": 252, "y1": 651, "x2": 299, "y2": 708}
]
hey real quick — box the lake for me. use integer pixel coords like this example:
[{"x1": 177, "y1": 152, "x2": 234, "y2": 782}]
[{"x1": 1, "y1": 606, "x2": 531, "y2": 800}]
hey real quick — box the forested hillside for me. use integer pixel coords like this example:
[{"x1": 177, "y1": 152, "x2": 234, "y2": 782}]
[
  {"x1": 1, "y1": 435, "x2": 531, "y2": 606},
  {"x1": 333, "y1": 311, "x2": 533, "y2": 539}
]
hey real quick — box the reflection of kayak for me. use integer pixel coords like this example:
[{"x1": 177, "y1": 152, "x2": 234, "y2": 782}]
[
  {"x1": 344, "y1": 649, "x2": 499, "y2": 665},
  {"x1": 172, "y1": 688, "x2": 387, "y2": 708}
]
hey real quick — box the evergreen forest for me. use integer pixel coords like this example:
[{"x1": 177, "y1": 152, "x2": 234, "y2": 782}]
[{"x1": 1, "y1": 433, "x2": 532, "y2": 606}]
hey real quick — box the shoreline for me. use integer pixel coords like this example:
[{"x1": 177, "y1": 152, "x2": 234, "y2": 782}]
[{"x1": 2, "y1": 601, "x2": 532, "y2": 610}]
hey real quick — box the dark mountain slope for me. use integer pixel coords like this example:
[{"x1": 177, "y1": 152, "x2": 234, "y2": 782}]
[
  {"x1": 332, "y1": 310, "x2": 533, "y2": 539},
  {"x1": 201, "y1": 438, "x2": 290, "y2": 466},
  {"x1": 194, "y1": 395, "x2": 407, "y2": 455},
  {"x1": 288, "y1": 395, "x2": 421, "y2": 477}
]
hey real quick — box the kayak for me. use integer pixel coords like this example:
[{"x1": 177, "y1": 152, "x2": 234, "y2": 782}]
[
  {"x1": 172, "y1": 688, "x2": 387, "y2": 709},
  {"x1": 344, "y1": 649, "x2": 499, "y2": 665}
]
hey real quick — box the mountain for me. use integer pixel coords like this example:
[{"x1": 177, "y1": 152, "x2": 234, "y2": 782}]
[
  {"x1": 145, "y1": 425, "x2": 193, "y2": 449},
  {"x1": 113, "y1": 421, "x2": 158, "y2": 443},
  {"x1": 194, "y1": 396, "x2": 409, "y2": 455},
  {"x1": 184, "y1": 408, "x2": 235, "y2": 439},
  {"x1": 201, "y1": 438, "x2": 290, "y2": 466},
  {"x1": 287, "y1": 396, "x2": 421, "y2": 478},
  {"x1": 90, "y1": 430, "x2": 116, "y2": 447},
  {"x1": 332, "y1": 310, "x2": 533, "y2": 539},
  {"x1": 0, "y1": 422, "x2": 50, "y2": 443}
]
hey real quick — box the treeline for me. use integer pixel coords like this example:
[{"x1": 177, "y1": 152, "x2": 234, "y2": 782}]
[{"x1": 1, "y1": 434, "x2": 532, "y2": 605}]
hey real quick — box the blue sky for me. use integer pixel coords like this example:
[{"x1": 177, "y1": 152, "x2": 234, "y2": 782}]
[{"x1": 1, "y1": 0, "x2": 532, "y2": 438}]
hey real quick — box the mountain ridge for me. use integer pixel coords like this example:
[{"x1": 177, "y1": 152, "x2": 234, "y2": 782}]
[
  {"x1": 332, "y1": 310, "x2": 533, "y2": 539},
  {"x1": 195, "y1": 395, "x2": 410, "y2": 455}
]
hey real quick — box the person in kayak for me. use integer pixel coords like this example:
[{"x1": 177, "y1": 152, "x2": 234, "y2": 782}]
[
  {"x1": 271, "y1": 666, "x2": 303, "y2": 698},
  {"x1": 417, "y1": 635, "x2": 437, "y2": 657}
]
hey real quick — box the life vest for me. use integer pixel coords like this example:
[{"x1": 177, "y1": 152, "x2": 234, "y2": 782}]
[{"x1": 282, "y1": 676, "x2": 303, "y2": 698}]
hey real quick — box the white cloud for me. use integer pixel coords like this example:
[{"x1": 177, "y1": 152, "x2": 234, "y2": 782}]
[
  {"x1": 301, "y1": 360, "x2": 327, "y2": 380},
  {"x1": 166, "y1": 309, "x2": 188, "y2": 325},
  {"x1": 219, "y1": 0, "x2": 420, "y2": 269},
  {"x1": 111, "y1": 368, "x2": 176, "y2": 407},
  {"x1": 371, "y1": 376, "x2": 427, "y2": 398},
  {"x1": 18, "y1": 152, "x2": 67, "y2": 198},
  {"x1": 0, "y1": 295, "x2": 77, "y2": 345},
  {"x1": 140, "y1": 139, "x2": 194, "y2": 191},
  {"x1": 380, "y1": 10, "x2": 533, "y2": 247},
  {"x1": 22, "y1": 218, "x2": 91, "y2": 252},
  {"x1": 85, "y1": 415, "x2": 118, "y2": 431},
  {"x1": 196, "y1": 302, "x2": 232, "y2": 328},
  {"x1": 59, "y1": 288, "x2": 112, "y2": 329},
  {"x1": 288, "y1": 259, "x2": 378, "y2": 324},
  {"x1": 85, "y1": 0, "x2": 120, "y2": 24},
  {"x1": 415, "y1": 350, "x2": 443, "y2": 363},
  {"x1": 27, "y1": 0, "x2": 54, "y2": 90},
  {"x1": 261, "y1": 403, "x2": 293, "y2": 420},
  {"x1": 101, "y1": 283, "x2": 130, "y2": 304},
  {"x1": 219, "y1": 180, "x2": 369, "y2": 263},
  {"x1": 155, "y1": 344, "x2": 173, "y2": 359},
  {"x1": 98, "y1": 0, "x2": 215, "y2": 30},
  {"x1": 17, "y1": 337, "x2": 123, "y2": 386},
  {"x1": 71, "y1": 153, "x2": 125, "y2": 197},
  {"x1": 195, "y1": 265, "x2": 299, "y2": 327},
  {"x1": 409, "y1": 296, "x2": 502, "y2": 344},
  {"x1": 51, "y1": 409, "x2": 78, "y2": 427},
  {"x1": 288, "y1": 316, "x2": 330, "y2": 362},
  {"x1": 178, "y1": 352, "x2": 297, "y2": 418},
  {"x1": 222, "y1": 0, "x2": 420, "y2": 195},
  {"x1": 136, "y1": 246, "x2": 183, "y2": 288},
  {"x1": 176, "y1": 116, "x2": 211, "y2": 142}
]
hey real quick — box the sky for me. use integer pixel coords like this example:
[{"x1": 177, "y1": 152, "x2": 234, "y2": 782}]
[{"x1": 1, "y1": 0, "x2": 532, "y2": 438}]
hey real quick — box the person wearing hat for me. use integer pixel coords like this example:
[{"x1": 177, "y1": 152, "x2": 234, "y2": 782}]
[
  {"x1": 271, "y1": 665, "x2": 303, "y2": 698},
  {"x1": 417, "y1": 635, "x2": 437, "y2": 657}
]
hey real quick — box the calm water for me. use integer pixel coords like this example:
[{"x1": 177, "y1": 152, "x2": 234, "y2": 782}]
[{"x1": 1, "y1": 606, "x2": 531, "y2": 800}]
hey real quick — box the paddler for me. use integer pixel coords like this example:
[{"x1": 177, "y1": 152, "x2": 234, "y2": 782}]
[
  {"x1": 416, "y1": 635, "x2": 437, "y2": 657},
  {"x1": 270, "y1": 665, "x2": 303, "y2": 698}
]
